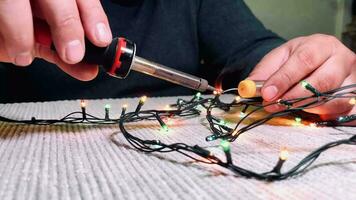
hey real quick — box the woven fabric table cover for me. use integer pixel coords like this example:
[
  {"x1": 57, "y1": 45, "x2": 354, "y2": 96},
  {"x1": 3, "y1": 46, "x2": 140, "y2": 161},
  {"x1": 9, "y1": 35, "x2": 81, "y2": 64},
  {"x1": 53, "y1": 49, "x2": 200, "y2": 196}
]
[{"x1": 0, "y1": 96, "x2": 355, "y2": 200}]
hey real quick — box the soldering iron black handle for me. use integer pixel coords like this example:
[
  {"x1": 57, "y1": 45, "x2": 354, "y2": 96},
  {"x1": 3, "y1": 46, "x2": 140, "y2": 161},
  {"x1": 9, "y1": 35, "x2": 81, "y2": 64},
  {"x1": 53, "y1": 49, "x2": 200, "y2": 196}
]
[
  {"x1": 81, "y1": 37, "x2": 119, "y2": 70},
  {"x1": 35, "y1": 18, "x2": 135, "y2": 78}
]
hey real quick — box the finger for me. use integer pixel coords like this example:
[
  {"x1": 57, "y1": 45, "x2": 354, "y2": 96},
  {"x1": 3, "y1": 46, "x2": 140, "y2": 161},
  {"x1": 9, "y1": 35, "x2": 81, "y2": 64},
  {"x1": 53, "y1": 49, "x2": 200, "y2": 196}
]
[
  {"x1": 77, "y1": 0, "x2": 112, "y2": 47},
  {"x1": 36, "y1": 44, "x2": 98, "y2": 81},
  {"x1": 303, "y1": 74, "x2": 355, "y2": 115},
  {"x1": 38, "y1": 0, "x2": 85, "y2": 64},
  {"x1": 0, "y1": 0, "x2": 34, "y2": 66},
  {"x1": 0, "y1": 36, "x2": 8, "y2": 61},
  {"x1": 248, "y1": 39, "x2": 297, "y2": 81},
  {"x1": 319, "y1": 103, "x2": 356, "y2": 123},
  {"x1": 282, "y1": 51, "x2": 353, "y2": 100},
  {"x1": 261, "y1": 35, "x2": 337, "y2": 102},
  {"x1": 265, "y1": 55, "x2": 353, "y2": 114},
  {"x1": 308, "y1": 98, "x2": 353, "y2": 116},
  {"x1": 263, "y1": 96, "x2": 353, "y2": 116}
]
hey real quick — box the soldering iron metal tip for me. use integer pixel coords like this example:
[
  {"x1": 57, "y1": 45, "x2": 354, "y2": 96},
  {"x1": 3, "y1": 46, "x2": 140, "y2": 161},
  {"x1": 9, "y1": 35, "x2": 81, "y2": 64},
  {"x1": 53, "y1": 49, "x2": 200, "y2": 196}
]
[{"x1": 206, "y1": 85, "x2": 216, "y2": 92}]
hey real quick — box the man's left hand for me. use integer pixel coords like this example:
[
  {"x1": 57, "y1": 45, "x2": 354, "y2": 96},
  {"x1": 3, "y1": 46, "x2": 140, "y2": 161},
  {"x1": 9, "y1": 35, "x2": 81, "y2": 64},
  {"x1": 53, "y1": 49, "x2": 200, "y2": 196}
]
[{"x1": 248, "y1": 34, "x2": 356, "y2": 119}]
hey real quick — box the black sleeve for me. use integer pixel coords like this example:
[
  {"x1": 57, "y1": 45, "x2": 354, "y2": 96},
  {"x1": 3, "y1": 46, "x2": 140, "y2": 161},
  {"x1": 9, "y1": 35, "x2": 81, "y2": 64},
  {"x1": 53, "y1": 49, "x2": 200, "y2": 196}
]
[{"x1": 197, "y1": 0, "x2": 285, "y2": 89}]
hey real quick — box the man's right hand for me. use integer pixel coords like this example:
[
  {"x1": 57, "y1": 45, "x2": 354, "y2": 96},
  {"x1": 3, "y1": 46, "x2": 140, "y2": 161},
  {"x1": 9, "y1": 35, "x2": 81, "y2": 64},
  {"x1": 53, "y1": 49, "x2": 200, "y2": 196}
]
[{"x1": 0, "y1": 0, "x2": 112, "y2": 81}]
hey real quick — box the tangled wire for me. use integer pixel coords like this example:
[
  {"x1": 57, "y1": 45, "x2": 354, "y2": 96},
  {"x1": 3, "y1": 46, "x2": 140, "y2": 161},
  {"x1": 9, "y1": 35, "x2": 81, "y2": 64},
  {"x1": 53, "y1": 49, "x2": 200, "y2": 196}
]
[{"x1": 0, "y1": 82, "x2": 355, "y2": 181}]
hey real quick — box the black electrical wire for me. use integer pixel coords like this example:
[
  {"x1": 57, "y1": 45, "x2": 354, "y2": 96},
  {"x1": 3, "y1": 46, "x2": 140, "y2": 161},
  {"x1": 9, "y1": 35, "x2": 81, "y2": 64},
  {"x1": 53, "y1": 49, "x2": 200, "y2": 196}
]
[
  {"x1": 113, "y1": 83, "x2": 356, "y2": 181},
  {"x1": 0, "y1": 83, "x2": 355, "y2": 181}
]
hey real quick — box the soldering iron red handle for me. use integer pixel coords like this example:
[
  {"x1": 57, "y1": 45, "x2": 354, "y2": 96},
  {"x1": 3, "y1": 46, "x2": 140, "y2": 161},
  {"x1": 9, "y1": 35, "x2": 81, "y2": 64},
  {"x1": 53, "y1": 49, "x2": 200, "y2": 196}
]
[{"x1": 34, "y1": 18, "x2": 53, "y2": 48}]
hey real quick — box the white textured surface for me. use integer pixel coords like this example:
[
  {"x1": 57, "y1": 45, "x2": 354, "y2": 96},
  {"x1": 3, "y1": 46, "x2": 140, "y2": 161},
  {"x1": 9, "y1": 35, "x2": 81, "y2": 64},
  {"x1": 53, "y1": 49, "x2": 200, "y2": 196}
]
[{"x1": 0, "y1": 96, "x2": 355, "y2": 200}]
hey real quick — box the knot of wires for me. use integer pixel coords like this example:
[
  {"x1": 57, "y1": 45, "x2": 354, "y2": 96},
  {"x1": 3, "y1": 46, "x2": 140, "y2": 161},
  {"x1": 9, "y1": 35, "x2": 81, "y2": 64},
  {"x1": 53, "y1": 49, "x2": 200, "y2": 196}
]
[
  {"x1": 0, "y1": 83, "x2": 355, "y2": 181},
  {"x1": 114, "y1": 83, "x2": 356, "y2": 181}
]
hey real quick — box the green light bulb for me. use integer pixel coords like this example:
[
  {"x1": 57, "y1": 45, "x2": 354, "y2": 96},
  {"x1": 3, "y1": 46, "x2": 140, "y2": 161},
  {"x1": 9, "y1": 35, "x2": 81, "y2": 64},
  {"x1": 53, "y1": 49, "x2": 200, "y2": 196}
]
[
  {"x1": 105, "y1": 104, "x2": 111, "y2": 109},
  {"x1": 301, "y1": 80, "x2": 309, "y2": 88},
  {"x1": 195, "y1": 92, "x2": 202, "y2": 98},
  {"x1": 206, "y1": 135, "x2": 216, "y2": 141},
  {"x1": 220, "y1": 140, "x2": 231, "y2": 152},
  {"x1": 161, "y1": 124, "x2": 169, "y2": 132},
  {"x1": 239, "y1": 112, "x2": 246, "y2": 118},
  {"x1": 337, "y1": 116, "x2": 345, "y2": 122},
  {"x1": 219, "y1": 120, "x2": 227, "y2": 126}
]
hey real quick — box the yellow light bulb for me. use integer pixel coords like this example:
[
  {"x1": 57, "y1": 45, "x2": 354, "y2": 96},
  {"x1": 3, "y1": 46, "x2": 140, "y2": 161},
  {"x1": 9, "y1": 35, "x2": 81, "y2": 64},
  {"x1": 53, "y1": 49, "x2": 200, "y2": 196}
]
[
  {"x1": 349, "y1": 98, "x2": 356, "y2": 105},
  {"x1": 295, "y1": 117, "x2": 302, "y2": 123},
  {"x1": 279, "y1": 148, "x2": 289, "y2": 161},
  {"x1": 232, "y1": 129, "x2": 238, "y2": 136},
  {"x1": 309, "y1": 123, "x2": 317, "y2": 128},
  {"x1": 122, "y1": 104, "x2": 128, "y2": 108},
  {"x1": 164, "y1": 105, "x2": 171, "y2": 110},
  {"x1": 140, "y1": 96, "x2": 147, "y2": 103}
]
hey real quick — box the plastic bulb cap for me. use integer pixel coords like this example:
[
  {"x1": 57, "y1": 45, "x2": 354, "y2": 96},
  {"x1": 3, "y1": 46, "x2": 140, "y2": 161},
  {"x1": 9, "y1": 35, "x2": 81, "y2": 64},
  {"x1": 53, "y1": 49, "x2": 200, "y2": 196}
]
[{"x1": 238, "y1": 80, "x2": 257, "y2": 98}]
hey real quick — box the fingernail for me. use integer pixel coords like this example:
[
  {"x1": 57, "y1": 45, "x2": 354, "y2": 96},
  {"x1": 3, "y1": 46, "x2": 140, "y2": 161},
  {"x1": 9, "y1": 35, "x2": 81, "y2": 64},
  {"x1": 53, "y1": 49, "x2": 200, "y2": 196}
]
[
  {"x1": 65, "y1": 40, "x2": 84, "y2": 63},
  {"x1": 96, "y1": 23, "x2": 112, "y2": 44},
  {"x1": 263, "y1": 85, "x2": 278, "y2": 101},
  {"x1": 15, "y1": 52, "x2": 33, "y2": 66}
]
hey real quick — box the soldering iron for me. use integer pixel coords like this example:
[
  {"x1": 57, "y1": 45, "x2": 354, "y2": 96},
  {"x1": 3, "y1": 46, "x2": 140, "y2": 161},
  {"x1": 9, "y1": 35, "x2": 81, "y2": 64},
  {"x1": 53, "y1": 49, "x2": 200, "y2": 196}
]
[{"x1": 34, "y1": 19, "x2": 215, "y2": 92}]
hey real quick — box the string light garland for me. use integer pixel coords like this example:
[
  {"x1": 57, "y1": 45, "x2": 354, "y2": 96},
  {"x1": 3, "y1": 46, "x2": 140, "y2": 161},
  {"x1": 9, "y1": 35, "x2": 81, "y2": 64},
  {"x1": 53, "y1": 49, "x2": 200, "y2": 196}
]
[{"x1": 0, "y1": 82, "x2": 355, "y2": 181}]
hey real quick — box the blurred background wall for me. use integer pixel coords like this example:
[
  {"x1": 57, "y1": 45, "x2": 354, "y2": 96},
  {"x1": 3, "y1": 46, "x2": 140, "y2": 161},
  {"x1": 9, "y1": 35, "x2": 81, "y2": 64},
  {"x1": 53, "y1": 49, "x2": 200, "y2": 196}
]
[{"x1": 245, "y1": 0, "x2": 353, "y2": 40}]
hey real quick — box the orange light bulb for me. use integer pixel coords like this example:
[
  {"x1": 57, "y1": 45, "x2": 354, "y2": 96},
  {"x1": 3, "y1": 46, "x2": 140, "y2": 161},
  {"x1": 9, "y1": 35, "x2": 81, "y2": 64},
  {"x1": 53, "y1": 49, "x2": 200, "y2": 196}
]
[{"x1": 80, "y1": 100, "x2": 87, "y2": 108}]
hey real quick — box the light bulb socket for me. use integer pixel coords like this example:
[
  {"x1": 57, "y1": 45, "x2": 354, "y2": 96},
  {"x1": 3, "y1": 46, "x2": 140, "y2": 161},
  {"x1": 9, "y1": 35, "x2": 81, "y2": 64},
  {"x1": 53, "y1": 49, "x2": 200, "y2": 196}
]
[
  {"x1": 135, "y1": 102, "x2": 144, "y2": 113},
  {"x1": 157, "y1": 116, "x2": 168, "y2": 129},
  {"x1": 224, "y1": 151, "x2": 233, "y2": 164},
  {"x1": 105, "y1": 110, "x2": 110, "y2": 121},
  {"x1": 272, "y1": 159, "x2": 285, "y2": 174},
  {"x1": 121, "y1": 107, "x2": 127, "y2": 116},
  {"x1": 193, "y1": 145, "x2": 212, "y2": 158},
  {"x1": 81, "y1": 107, "x2": 87, "y2": 120}
]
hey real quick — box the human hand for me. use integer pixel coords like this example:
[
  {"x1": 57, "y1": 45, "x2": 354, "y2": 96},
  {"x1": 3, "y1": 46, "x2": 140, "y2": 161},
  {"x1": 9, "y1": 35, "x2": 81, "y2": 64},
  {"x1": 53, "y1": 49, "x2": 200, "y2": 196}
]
[
  {"x1": 247, "y1": 34, "x2": 356, "y2": 120},
  {"x1": 0, "y1": 0, "x2": 112, "y2": 81}
]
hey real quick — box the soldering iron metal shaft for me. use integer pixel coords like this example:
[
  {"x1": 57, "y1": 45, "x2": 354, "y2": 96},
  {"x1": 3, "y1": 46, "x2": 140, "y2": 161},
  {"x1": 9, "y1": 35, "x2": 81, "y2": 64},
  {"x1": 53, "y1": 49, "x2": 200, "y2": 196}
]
[{"x1": 131, "y1": 56, "x2": 215, "y2": 92}]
